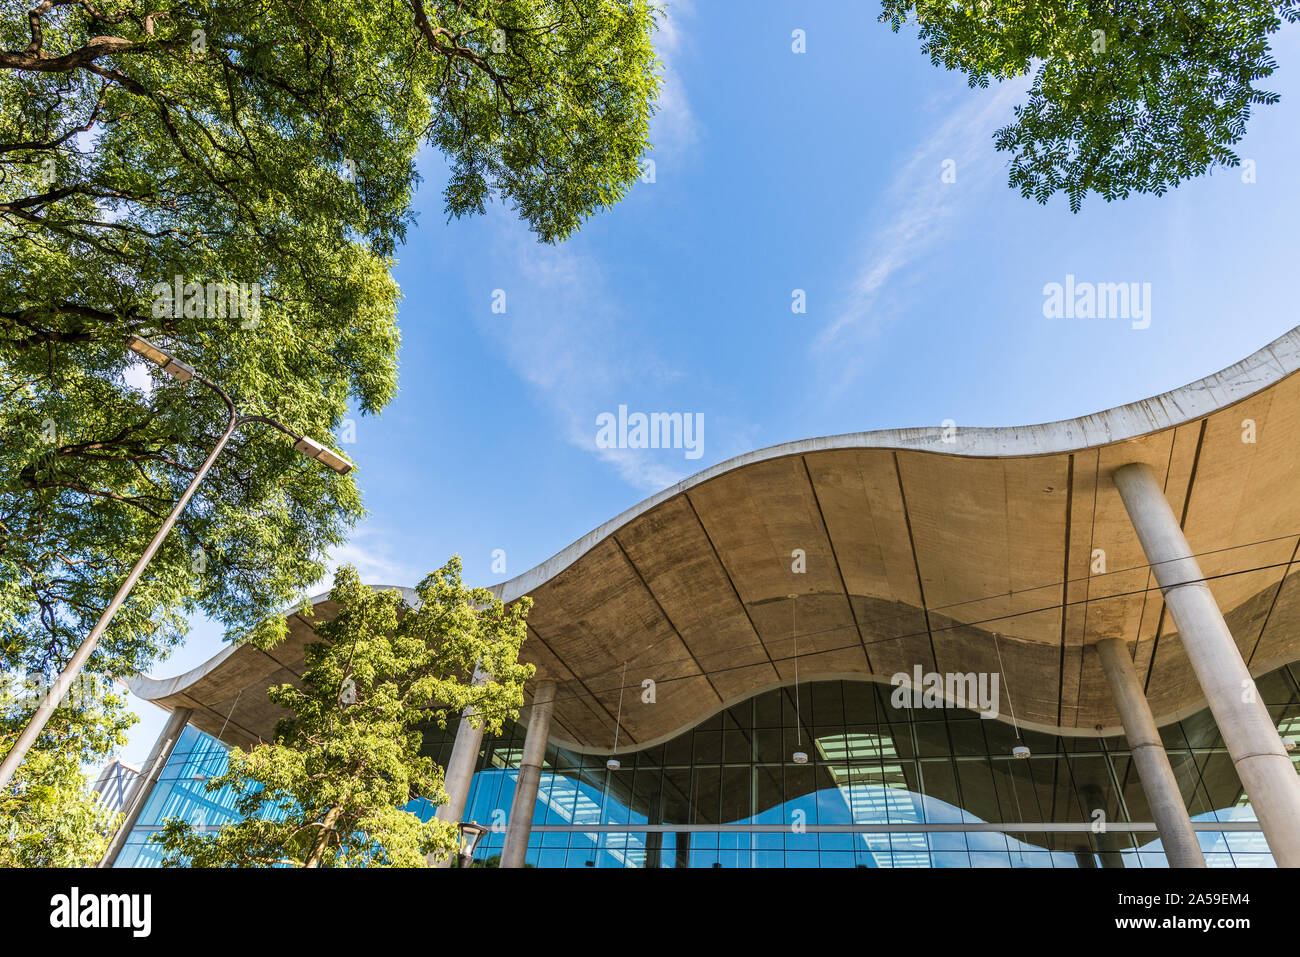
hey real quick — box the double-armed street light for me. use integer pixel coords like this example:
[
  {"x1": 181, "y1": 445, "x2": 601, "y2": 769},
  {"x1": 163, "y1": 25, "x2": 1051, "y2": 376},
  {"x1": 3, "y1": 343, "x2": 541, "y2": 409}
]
[{"x1": 0, "y1": 336, "x2": 353, "y2": 789}]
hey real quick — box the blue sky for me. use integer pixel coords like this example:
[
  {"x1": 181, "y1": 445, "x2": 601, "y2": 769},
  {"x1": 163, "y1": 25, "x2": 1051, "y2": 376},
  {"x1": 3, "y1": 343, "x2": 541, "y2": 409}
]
[{"x1": 118, "y1": 1, "x2": 1300, "y2": 764}]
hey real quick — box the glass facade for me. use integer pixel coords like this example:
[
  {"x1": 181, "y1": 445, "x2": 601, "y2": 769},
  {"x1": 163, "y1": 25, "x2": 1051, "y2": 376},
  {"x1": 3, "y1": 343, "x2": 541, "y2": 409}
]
[
  {"x1": 114, "y1": 726, "x2": 292, "y2": 868},
  {"x1": 118, "y1": 663, "x2": 1300, "y2": 867}
]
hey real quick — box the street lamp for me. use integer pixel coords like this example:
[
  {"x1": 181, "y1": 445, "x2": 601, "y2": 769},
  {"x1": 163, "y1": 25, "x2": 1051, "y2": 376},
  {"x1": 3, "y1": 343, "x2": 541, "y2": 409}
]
[
  {"x1": 457, "y1": 821, "x2": 488, "y2": 868},
  {"x1": 0, "y1": 336, "x2": 354, "y2": 789}
]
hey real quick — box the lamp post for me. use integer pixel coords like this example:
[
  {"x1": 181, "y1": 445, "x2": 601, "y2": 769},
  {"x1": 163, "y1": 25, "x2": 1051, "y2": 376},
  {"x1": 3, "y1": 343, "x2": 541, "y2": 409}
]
[
  {"x1": 457, "y1": 821, "x2": 488, "y2": 868},
  {"x1": 0, "y1": 336, "x2": 354, "y2": 789}
]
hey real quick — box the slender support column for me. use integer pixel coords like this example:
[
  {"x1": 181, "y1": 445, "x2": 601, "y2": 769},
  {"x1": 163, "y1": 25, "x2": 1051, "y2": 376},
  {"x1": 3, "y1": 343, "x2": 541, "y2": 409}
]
[
  {"x1": 1096, "y1": 638, "x2": 1206, "y2": 867},
  {"x1": 100, "y1": 707, "x2": 192, "y2": 868},
  {"x1": 1114, "y1": 462, "x2": 1300, "y2": 867},
  {"x1": 500, "y1": 680, "x2": 556, "y2": 869},
  {"x1": 428, "y1": 709, "x2": 485, "y2": 868}
]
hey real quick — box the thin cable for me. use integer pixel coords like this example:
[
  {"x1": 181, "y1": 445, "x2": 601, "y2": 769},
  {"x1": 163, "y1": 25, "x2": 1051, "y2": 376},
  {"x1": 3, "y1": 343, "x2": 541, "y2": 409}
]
[
  {"x1": 412, "y1": 554, "x2": 1300, "y2": 726},
  {"x1": 561, "y1": 546, "x2": 1300, "y2": 695},
  {"x1": 792, "y1": 596, "x2": 801, "y2": 747},
  {"x1": 991, "y1": 632, "x2": 1020, "y2": 741},
  {"x1": 611, "y1": 660, "x2": 627, "y2": 755},
  {"x1": 993, "y1": 629, "x2": 1029, "y2": 860},
  {"x1": 216, "y1": 687, "x2": 242, "y2": 742}
]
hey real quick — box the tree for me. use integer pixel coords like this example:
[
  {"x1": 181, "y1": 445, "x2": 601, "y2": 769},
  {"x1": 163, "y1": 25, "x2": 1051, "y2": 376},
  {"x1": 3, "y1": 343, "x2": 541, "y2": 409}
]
[
  {"x1": 0, "y1": 0, "x2": 655, "y2": 801},
  {"x1": 881, "y1": 0, "x2": 1299, "y2": 210},
  {"x1": 154, "y1": 559, "x2": 533, "y2": 867},
  {"x1": 0, "y1": 675, "x2": 132, "y2": 866}
]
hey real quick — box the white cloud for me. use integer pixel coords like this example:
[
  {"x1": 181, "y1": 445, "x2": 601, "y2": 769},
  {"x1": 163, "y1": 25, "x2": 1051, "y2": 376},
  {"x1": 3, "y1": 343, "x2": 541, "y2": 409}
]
[
  {"x1": 318, "y1": 526, "x2": 423, "y2": 590},
  {"x1": 812, "y1": 81, "x2": 1028, "y2": 388},
  {"x1": 474, "y1": 216, "x2": 754, "y2": 493},
  {"x1": 649, "y1": 0, "x2": 699, "y2": 157}
]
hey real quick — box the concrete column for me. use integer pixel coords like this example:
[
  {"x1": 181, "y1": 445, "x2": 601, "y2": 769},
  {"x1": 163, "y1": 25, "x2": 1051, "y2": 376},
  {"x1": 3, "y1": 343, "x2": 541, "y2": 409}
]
[
  {"x1": 500, "y1": 680, "x2": 556, "y2": 869},
  {"x1": 428, "y1": 710, "x2": 485, "y2": 868},
  {"x1": 100, "y1": 707, "x2": 192, "y2": 868},
  {"x1": 1114, "y1": 462, "x2": 1300, "y2": 867},
  {"x1": 1096, "y1": 637, "x2": 1206, "y2": 867}
]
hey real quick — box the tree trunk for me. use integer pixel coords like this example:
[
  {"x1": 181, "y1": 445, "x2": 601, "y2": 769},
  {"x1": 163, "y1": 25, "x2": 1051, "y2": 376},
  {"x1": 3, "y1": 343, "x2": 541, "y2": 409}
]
[{"x1": 304, "y1": 806, "x2": 342, "y2": 868}]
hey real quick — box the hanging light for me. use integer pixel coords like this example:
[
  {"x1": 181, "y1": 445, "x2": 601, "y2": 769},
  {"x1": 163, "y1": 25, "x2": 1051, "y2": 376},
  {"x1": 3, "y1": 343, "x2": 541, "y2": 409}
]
[
  {"x1": 607, "y1": 660, "x2": 628, "y2": 772},
  {"x1": 991, "y1": 631, "x2": 1031, "y2": 759},
  {"x1": 1283, "y1": 736, "x2": 1297, "y2": 753},
  {"x1": 789, "y1": 594, "x2": 807, "y2": 764}
]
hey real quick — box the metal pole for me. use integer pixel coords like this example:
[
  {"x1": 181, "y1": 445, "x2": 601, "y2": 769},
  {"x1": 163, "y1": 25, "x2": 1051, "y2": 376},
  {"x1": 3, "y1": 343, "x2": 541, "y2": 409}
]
[
  {"x1": 0, "y1": 344, "x2": 342, "y2": 789},
  {"x1": 0, "y1": 395, "x2": 237, "y2": 790}
]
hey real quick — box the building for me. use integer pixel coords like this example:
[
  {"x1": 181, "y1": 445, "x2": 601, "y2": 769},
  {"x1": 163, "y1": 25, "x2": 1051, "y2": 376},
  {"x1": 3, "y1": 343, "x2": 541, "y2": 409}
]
[
  {"x1": 91, "y1": 758, "x2": 140, "y2": 815},
  {"x1": 109, "y1": 327, "x2": 1300, "y2": 867}
]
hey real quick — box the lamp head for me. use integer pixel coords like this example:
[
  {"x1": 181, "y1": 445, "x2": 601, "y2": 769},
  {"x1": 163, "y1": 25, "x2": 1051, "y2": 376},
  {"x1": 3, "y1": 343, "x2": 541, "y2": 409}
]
[
  {"x1": 126, "y1": 334, "x2": 195, "y2": 383},
  {"x1": 292, "y1": 435, "x2": 354, "y2": 475}
]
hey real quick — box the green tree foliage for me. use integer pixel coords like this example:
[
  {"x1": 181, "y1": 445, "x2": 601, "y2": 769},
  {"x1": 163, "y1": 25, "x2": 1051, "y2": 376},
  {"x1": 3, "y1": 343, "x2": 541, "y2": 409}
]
[
  {"x1": 0, "y1": 677, "x2": 132, "y2": 866},
  {"x1": 881, "y1": 0, "x2": 1299, "y2": 210},
  {"x1": 0, "y1": 0, "x2": 657, "y2": 685},
  {"x1": 155, "y1": 559, "x2": 533, "y2": 867}
]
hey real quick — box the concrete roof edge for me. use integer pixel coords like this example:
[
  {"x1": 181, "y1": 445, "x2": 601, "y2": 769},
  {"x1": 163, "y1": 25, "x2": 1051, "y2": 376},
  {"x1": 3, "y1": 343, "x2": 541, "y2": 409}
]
[
  {"x1": 126, "y1": 583, "x2": 420, "y2": 701},
  {"x1": 127, "y1": 327, "x2": 1300, "y2": 714},
  {"x1": 491, "y1": 325, "x2": 1300, "y2": 604}
]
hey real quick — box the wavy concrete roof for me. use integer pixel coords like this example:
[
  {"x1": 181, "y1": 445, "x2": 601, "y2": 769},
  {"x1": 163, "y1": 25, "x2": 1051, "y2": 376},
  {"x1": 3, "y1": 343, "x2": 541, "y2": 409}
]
[{"x1": 130, "y1": 326, "x2": 1300, "y2": 754}]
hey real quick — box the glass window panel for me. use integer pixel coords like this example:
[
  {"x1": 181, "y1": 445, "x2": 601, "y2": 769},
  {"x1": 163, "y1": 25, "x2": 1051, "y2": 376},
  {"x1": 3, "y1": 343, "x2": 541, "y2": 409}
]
[
  {"x1": 929, "y1": 831, "x2": 968, "y2": 851},
  {"x1": 917, "y1": 759, "x2": 964, "y2": 824},
  {"x1": 634, "y1": 743, "x2": 663, "y2": 768},
  {"x1": 753, "y1": 730, "x2": 784, "y2": 763},
  {"x1": 697, "y1": 711, "x2": 724, "y2": 731},
  {"x1": 659, "y1": 768, "x2": 693, "y2": 825},
  {"x1": 914, "y1": 721, "x2": 953, "y2": 758},
  {"x1": 947, "y1": 719, "x2": 989, "y2": 756},
  {"x1": 818, "y1": 851, "x2": 856, "y2": 867},
  {"x1": 723, "y1": 729, "x2": 753, "y2": 763},
  {"x1": 818, "y1": 831, "x2": 854, "y2": 851},
  {"x1": 1009, "y1": 851, "x2": 1054, "y2": 868},
  {"x1": 662, "y1": 731, "x2": 693, "y2": 766},
  {"x1": 811, "y1": 682, "x2": 845, "y2": 727},
  {"x1": 1223, "y1": 830, "x2": 1270, "y2": 854},
  {"x1": 843, "y1": 682, "x2": 880, "y2": 723},
  {"x1": 754, "y1": 689, "x2": 783, "y2": 728},
  {"x1": 956, "y1": 758, "x2": 1004, "y2": 823},
  {"x1": 784, "y1": 765, "x2": 818, "y2": 823},
  {"x1": 631, "y1": 768, "x2": 663, "y2": 824},
  {"x1": 753, "y1": 767, "x2": 785, "y2": 824},
  {"x1": 691, "y1": 766, "x2": 722, "y2": 824},
  {"x1": 1179, "y1": 710, "x2": 1223, "y2": 749},
  {"x1": 784, "y1": 830, "x2": 817, "y2": 851},
  {"x1": 1256, "y1": 669, "x2": 1295, "y2": 705},
  {"x1": 1197, "y1": 752, "x2": 1251, "y2": 820},
  {"x1": 720, "y1": 767, "x2": 751, "y2": 824},
  {"x1": 932, "y1": 851, "x2": 971, "y2": 867},
  {"x1": 693, "y1": 730, "x2": 723, "y2": 764},
  {"x1": 783, "y1": 850, "x2": 820, "y2": 867}
]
